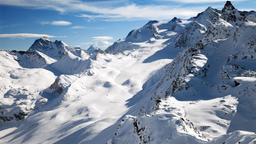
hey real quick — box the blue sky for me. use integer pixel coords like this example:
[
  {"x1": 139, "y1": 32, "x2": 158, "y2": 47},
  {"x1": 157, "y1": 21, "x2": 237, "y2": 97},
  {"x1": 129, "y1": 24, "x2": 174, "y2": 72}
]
[{"x1": 0, "y1": 0, "x2": 255, "y2": 50}]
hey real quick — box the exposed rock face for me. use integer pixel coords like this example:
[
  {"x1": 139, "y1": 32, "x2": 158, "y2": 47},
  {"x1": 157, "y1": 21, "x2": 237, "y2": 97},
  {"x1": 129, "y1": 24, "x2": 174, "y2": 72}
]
[
  {"x1": 86, "y1": 45, "x2": 104, "y2": 60},
  {"x1": 10, "y1": 50, "x2": 47, "y2": 68},
  {"x1": 108, "y1": 2, "x2": 256, "y2": 144},
  {"x1": 0, "y1": 88, "x2": 47, "y2": 123},
  {"x1": 1, "y1": 1, "x2": 256, "y2": 144},
  {"x1": 125, "y1": 20, "x2": 161, "y2": 43},
  {"x1": 28, "y1": 38, "x2": 67, "y2": 59}
]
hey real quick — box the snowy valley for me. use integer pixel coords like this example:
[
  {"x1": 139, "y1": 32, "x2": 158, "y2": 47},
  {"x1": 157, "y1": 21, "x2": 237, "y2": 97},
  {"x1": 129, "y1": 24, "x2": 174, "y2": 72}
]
[{"x1": 0, "y1": 1, "x2": 256, "y2": 144}]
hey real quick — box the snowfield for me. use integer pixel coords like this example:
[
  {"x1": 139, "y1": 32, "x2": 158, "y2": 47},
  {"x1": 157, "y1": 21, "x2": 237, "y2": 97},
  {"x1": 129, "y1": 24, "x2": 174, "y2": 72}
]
[{"x1": 1, "y1": 1, "x2": 256, "y2": 144}]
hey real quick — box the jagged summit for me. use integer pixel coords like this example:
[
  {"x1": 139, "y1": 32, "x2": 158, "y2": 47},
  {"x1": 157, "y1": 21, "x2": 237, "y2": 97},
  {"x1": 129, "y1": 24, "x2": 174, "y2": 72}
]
[
  {"x1": 221, "y1": 1, "x2": 247, "y2": 23},
  {"x1": 29, "y1": 38, "x2": 67, "y2": 51},
  {"x1": 28, "y1": 38, "x2": 71, "y2": 59},
  {"x1": 54, "y1": 40, "x2": 68, "y2": 47},
  {"x1": 86, "y1": 45, "x2": 104, "y2": 59},
  {"x1": 169, "y1": 17, "x2": 182, "y2": 23},
  {"x1": 37, "y1": 37, "x2": 50, "y2": 41},
  {"x1": 192, "y1": 6, "x2": 219, "y2": 23},
  {"x1": 30, "y1": 38, "x2": 51, "y2": 47},
  {"x1": 222, "y1": 1, "x2": 236, "y2": 12},
  {"x1": 124, "y1": 20, "x2": 161, "y2": 43},
  {"x1": 204, "y1": 6, "x2": 217, "y2": 13}
]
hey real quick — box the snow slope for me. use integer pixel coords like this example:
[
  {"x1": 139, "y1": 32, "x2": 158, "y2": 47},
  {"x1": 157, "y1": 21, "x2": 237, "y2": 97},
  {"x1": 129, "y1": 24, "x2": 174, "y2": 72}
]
[
  {"x1": 105, "y1": 1, "x2": 256, "y2": 144},
  {"x1": 1, "y1": 1, "x2": 256, "y2": 144},
  {"x1": 0, "y1": 37, "x2": 172, "y2": 144}
]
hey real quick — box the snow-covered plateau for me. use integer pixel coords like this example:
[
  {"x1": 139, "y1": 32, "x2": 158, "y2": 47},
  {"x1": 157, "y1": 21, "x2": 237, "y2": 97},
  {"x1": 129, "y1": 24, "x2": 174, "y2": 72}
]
[{"x1": 0, "y1": 1, "x2": 256, "y2": 144}]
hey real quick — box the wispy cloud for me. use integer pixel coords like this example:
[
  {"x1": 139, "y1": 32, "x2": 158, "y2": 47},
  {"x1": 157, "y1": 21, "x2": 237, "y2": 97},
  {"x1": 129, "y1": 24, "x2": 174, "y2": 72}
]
[
  {"x1": 0, "y1": 0, "x2": 202, "y2": 20},
  {"x1": 41, "y1": 20, "x2": 72, "y2": 26},
  {"x1": 92, "y1": 36, "x2": 113, "y2": 41},
  {"x1": 0, "y1": 33, "x2": 55, "y2": 38},
  {"x1": 71, "y1": 25, "x2": 85, "y2": 29},
  {"x1": 78, "y1": 5, "x2": 201, "y2": 21},
  {"x1": 92, "y1": 36, "x2": 113, "y2": 49}
]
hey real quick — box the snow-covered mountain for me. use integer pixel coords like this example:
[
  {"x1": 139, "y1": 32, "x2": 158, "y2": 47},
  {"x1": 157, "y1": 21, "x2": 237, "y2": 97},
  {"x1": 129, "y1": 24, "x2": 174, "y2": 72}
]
[{"x1": 1, "y1": 1, "x2": 256, "y2": 144}]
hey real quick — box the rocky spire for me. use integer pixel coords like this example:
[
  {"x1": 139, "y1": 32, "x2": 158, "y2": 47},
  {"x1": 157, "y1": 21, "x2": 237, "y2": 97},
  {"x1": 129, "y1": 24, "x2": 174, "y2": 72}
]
[{"x1": 222, "y1": 1, "x2": 236, "y2": 12}]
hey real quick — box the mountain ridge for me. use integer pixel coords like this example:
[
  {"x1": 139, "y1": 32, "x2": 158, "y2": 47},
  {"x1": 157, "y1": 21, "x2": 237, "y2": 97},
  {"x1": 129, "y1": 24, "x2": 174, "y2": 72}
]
[{"x1": 1, "y1": 1, "x2": 256, "y2": 144}]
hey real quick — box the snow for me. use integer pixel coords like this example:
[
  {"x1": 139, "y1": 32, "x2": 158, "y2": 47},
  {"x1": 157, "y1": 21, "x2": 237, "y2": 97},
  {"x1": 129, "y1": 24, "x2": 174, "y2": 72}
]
[
  {"x1": 0, "y1": 51, "x2": 56, "y2": 139},
  {"x1": 0, "y1": 38, "x2": 172, "y2": 144},
  {"x1": 1, "y1": 1, "x2": 256, "y2": 144},
  {"x1": 210, "y1": 131, "x2": 256, "y2": 144}
]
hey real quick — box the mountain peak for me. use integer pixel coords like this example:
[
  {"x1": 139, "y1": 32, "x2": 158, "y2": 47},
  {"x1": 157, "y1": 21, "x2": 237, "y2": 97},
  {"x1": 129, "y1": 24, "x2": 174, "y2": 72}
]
[
  {"x1": 54, "y1": 40, "x2": 68, "y2": 47},
  {"x1": 144, "y1": 20, "x2": 159, "y2": 26},
  {"x1": 28, "y1": 38, "x2": 69, "y2": 59},
  {"x1": 34, "y1": 38, "x2": 50, "y2": 44},
  {"x1": 222, "y1": 1, "x2": 236, "y2": 11},
  {"x1": 87, "y1": 45, "x2": 99, "y2": 52},
  {"x1": 30, "y1": 38, "x2": 51, "y2": 49},
  {"x1": 169, "y1": 17, "x2": 182, "y2": 23}
]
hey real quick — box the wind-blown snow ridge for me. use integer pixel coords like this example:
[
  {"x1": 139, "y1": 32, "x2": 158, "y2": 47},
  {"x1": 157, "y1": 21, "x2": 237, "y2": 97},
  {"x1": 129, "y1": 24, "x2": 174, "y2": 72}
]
[{"x1": 1, "y1": 1, "x2": 256, "y2": 144}]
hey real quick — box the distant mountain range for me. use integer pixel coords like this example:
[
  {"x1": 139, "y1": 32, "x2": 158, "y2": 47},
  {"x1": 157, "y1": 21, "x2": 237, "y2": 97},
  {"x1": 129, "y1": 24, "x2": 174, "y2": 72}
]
[{"x1": 0, "y1": 1, "x2": 256, "y2": 144}]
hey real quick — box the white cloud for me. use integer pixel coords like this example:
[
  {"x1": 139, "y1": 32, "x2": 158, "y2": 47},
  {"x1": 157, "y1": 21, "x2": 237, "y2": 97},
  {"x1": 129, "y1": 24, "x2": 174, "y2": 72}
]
[
  {"x1": 0, "y1": 0, "x2": 202, "y2": 20},
  {"x1": 92, "y1": 36, "x2": 113, "y2": 49},
  {"x1": 41, "y1": 20, "x2": 72, "y2": 26},
  {"x1": 71, "y1": 26, "x2": 85, "y2": 29},
  {"x1": 78, "y1": 6, "x2": 201, "y2": 21},
  {"x1": 92, "y1": 36, "x2": 113, "y2": 41},
  {"x1": 0, "y1": 33, "x2": 55, "y2": 38}
]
